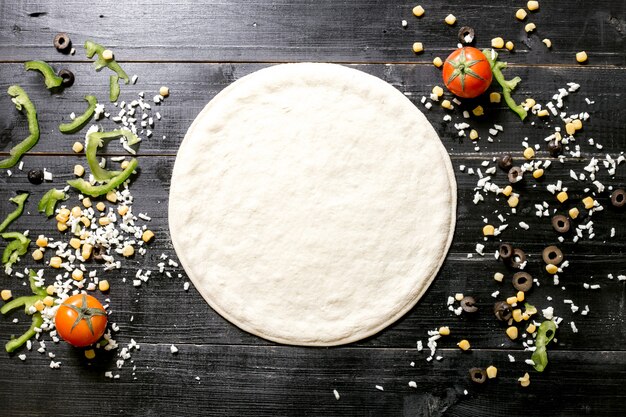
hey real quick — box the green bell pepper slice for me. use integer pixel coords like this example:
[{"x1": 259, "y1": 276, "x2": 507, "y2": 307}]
[
  {"x1": 483, "y1": 49, "x2": 527, "y2": 121},
  {"x1": 24, "y1": 60, "x2": 63, "y2": 90},
  {"x1": 0, "y1": 86, "x2": 40, "y2": 169},
  {"x1": 86, "y1": 129, "x2": 140, "y2": 181},
  {"x1": 67, "y1": 158, "x2": 138, "y2": 197},
  {"x1": 531, "y1": 320, "x2": 557, "y2": 372},
  {"x1": 84, "y1": 40, "x2": 130, "y2": 83},
  {"x1": 38, "y1": 188, "x2": 67, "y2": 217},
  {"x1": 1, "y1": 232, "x2": 30, "y2": 269},
  {"x1": 59, "y1": 95, "x2": 98, "y2": 134},
  {"x1": 0, "y1": 193, "x2": 28, "y2": 233},
  {"x1": 110, "y1": 75, "x2": 121, "y2": 102}
]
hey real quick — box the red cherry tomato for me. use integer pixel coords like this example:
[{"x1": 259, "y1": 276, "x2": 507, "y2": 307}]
[
  {"x1": 55, "y1": 294, "x2": 107, "y2": 347},
  {"x1": 442, "y1": 47, "x2": 493, "y2": 98}
]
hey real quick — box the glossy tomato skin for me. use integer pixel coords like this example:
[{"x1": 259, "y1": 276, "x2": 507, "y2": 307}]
[
  {"x1": 442, "y1": 47, "x2": 493, "y2": 98},
  {"x1": 55, "y1": 294, "x2": 107, "y2": 347}
]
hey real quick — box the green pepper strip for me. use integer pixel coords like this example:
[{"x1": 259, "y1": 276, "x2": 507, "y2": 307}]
[
  {"x1": 482, "y1": 49, "x2": 528, "y2": 121},
  {"x1": 67, "y1": 158, "x2": 138, "y2": 197},
  {"x1": 84, "y1": 40, "x2": 130, "y2": 84},
  {"x1": 38, "y1": 188, "x2": 67, "y2": 217},
  {"x1": 1, "y1": 271, "x2": 48, "y2": 353},
  {"x1": 1, "y1": 232, "x2": 30, "y2": 269},
  {"x1": 59, "y1": 95, "x2": 98, "y2": 134},
  {"x1": 0, "y1": 86, "x2": 40, "y2": 169},
  {"x1": 110, "y1": 75, "x2": 120, "y2": 102},
  {"x1": 85, "y1": 129, "x2": 140, "y2": 181},
  {"x1": 0, "y1": 193, "x2": 28, "y2": 233},
  {"x1": 531, "y1": 320, "x2": 557, "y2": 372},
  {"x1": 24, "y1": 61, "x2": 63, "y2": 90}
]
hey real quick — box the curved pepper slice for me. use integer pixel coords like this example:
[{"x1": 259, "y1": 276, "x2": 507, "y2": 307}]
[
  {"x1": 86, "y1": 129, "x2": 140, "y2": 181},
  {"x1": 0, "y1": 193, "x2": 28, "y2": 233},
  {"x1": 110, "y1": 75, "x2": 121, "y2": 102},
  {"x1": 24, "y1": 60, "x2": 63, "y2": 90},
  {"x1": 58, "y1": 95, "x2": 98, "y2": 134},
  {"x1": 84, "y1": 40, "x2": 130, "y2": 83},
  {"x1": 67, "y1": 158, "x2": 138, "y2": 197},
  {"x1": 1, "y1": 232, "x2": 30, "y2": 270},
  {"x1": 38, "y1": 188, "x2": 67, "y2": 217},
  {"x1": 482, "y1": 49, "x2": 527, "y2": 121},
  {"x1": 531, "y1": 320, "x2": 557, "y2": 372},
  {"x1": 0, "y1": 86, "x2": 40, "y2": 169}
]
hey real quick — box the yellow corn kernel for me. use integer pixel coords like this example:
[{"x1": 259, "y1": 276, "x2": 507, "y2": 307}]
[
  {"x1": 122, "y1": 245, "x2": 135, "y2": 257},
  {"x1": 159, "y1": 86, "x2": 170, "y2": 97},
  {"x1": 523, "y1": 98, "x2": 536, "y2": 109},
  {"x1": 57, "y1": 222, "x2": 68, "y2": 232},
  {"x1": 454, "y1": 293, "x2": 464, "y2": 301},
  {"x1": 527, "y1": 1, "x2": 539, "y2": 11},
  {"x1": 506, "y1": 326, "x2": 519, "y2": 340},
  {"x1": 56, "y1": 208, "x2": 70, "y2": 223},
  {"x1": 36, "y1": 236, "x2": 48, "y2": 248},
  {"x1": 34, "y1": 299, "x2": 45, "y2": 311},
  {"x1": 525, "y1": 23, "x2": 536, "y2": 33},
  {"x1": 71, "y1": 206, "x2": 82, "y2": 218},
  {"x1": 556, "y1": 191, "x2": 569, "y2": 203},
  {"x1": 441, "y1": 99, "x2": 453, "y2": 110},
  {"x1": 1, "y1": 289, "x2": 12, "y2": 301},
  {"x1": 99, "y1": 217, "x2": 111, "y2": 226},
  {"x1": 457, "y1": 339, "x2": 470, "y2": 351},
  {"x1": 142, "y1": 230, "x2": 155, "y2": 243},
  {"x1": 582, "y1": 196, "x2": 595, "y2": 209},
  {"x1": 472, "y1": 106, "x2": 484, "y2": 116},
  {"x1": 546, "y1": 264, "x2": 558, "y2": 274},
  {"x1": 516, "y1": 291, "x2": 525, "y2": 302},
  {"x1": 565, "y1": 122, "x2": 576, "y2": 136},
  {"x1": 482, "y1": 224, "x2": 495, "y2": 236},
  {"x1": 117, "y1": 205, "x2": 129, "y2": 216},
  {"x1": 46, "y1": 285, "x2": 56, "y2": 295},
  {"x1": 69, "y1": 238, "x2": 82, "y2": 250},
  {"x1": 82, "y1": 243, "x2": 93, "y2": 260},
  {"x1": 82, "y1": 197, "x2": 92, "y2": 208},
  {"x1": 84, "y1": 349, "x2": 96, "y2": 360},
  {"x1": 502, "y1": 185, "x2": 513, "y2": 197},
  {"x1": 432, "y1": 86, "x2": 444, "y2": 97},
  {"x1": 99, "y1": 280, "x2": 110, "y2": 292},
  {"x1": 444, "y1": 14, "x2": 456, "y2": 25},
  {"x1": 576, "y1": 51, "x2": 588, "y2": 63},
  {"x1": 74, "y1": 164, "x2": 85, "y2": 177},
  {"x1": 507, "y1": 195, "x2": 519, "y2": 208},
  {"x1": 537, "y1": 109, "x2": 550, "y2": 117},
  {"x1": 555, "y1": 131, "x2": 562, "y2": 141},
  {"x1": 519, "y1": 373, "x2": 530, "y2": 387},
  {"x1": 533, "y1": 169, "x2": 544, "y2": 179},
  {"x1": 71, "y1": 269, "x2": 84, "y2": 281},
  {"x1": 505, "y1": 41, "x2": 515, "y2": 51},
  {"x1": 515, "y1": 8, "x2": 527, "y2": 20},
  {"x1": 121, "y1": 160, "x2": 130, "y2": 169},
  {"x1": 542, "y1": 38, "x2": 552, "y2": 48},
  {"x1": 72, "y1": 141, "x2": 84, "y2": 153},
  {"x1": 102, "y1": 49, "x2": 114, "y2": 61},
  {"x1": 572, "y1": 119, "x2": 583, "y2": 130},
  {"x1": 433, "y1": 57, "x2": 443, "y2": 68},
  {"x1": 491, "y1": 37, "x2": 505, "y2": 49},
  {"x1": 523, "y1": 147, "x2": 535, "y2": 160},
  {"x1": 80, "y1": 217, "x2": 91, "y2": 228},
  {"x1": 486, "y1": 365, "x2": 498, "y2": 379},
  {"x1": 469, "y1": 129, "x2": 479, "y2": 140},
  {"x1": 43, "y1": 296, "x2": 55, "y2": 307},
  {"x1": 569, "y1": 207, "x2": 580, "y2": 219},
  {"x1": 507, "y1": 296, "x2": 518, "y2": 306},
  {"x1": 493, "y1": 272, "x2": 504, "y2": 282},
  {"x1": 412, "y1": 5, "x2": 425, "y2": 17},
  {"x1": 489, "y1": 92, "x2": 501, "y2": 103},
  {"x1": 32, "y1": 249, "x2": 44, "y2": 261},
  {"x1": 526, "y1": 323, "x2": 537, "y2": 334},
  {"x1": 96, "y1": 202, "x2": 106, "y2": 212},
  {"x1": 438, "y1": 326, "x2": 450, "y2": 336},
  {"x1": 412, "y1": 42, "x2": 424, "y2": 54},
  {"x1": 106, "y1": 191, "x2": 117, "y2": 203}
]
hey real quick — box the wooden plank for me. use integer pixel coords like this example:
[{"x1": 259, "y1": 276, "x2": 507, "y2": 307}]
[
  {"x1": 0, "y1": 344, "x2": 624, "y2": 416},
  {"x1": 1, "y1": 63, "x2": 625, "y2": 157},
  {"x1": 0, "y1": 1, "x2": 625, "y2": 65}
]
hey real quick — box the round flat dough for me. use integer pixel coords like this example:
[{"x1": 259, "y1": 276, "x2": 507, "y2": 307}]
[{"x1": 169, "y1": 63, "x2": 456, "y2": 346}]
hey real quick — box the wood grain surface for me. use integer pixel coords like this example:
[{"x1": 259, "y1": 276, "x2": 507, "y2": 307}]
[{"x1": 1, "y1": 1, "x2": 625, "y2": 416}]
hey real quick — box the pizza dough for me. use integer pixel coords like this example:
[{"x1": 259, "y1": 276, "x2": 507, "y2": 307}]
[{"x1": 169, "y1": 63, "x2": 456, "y2": 346}]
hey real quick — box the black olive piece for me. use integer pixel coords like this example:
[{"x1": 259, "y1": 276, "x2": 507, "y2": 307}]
[
  {"x1": 512, "y1": 271, "x2": 533, "y2": 292},
  {"x1": 469, "y1": 368, "x2": 487, "y2": 384},
  {"x1": 551, "y1": 214, "x2": 570, "y2": 233},
  {"x1": 458, "y1": 26, "x2": 475, "y2": 44},
  {"x1": 493, "y1": 301, "x2": 512, "y2": 321},
  {"x1": 499, "y1": 243, "x2": 513, "y2": 260},
  {"x1": 611, "y1": 188, "x2": 626, "y2": 208},
  {"x1": 547, "y1": 139, "x2": 562, "y2": 157},
  {"x1": 542, "y1": 245, "x2": 563, "y2": 265},
  {"x1": 507, "y1": 166, "x2": 523, "y2": 183},
  {"x1": 498, "y1": 154, "x2": 513, "y2": 171},
  {"x1": 460, "y1": 296, "x2": 478, "y2": 313},
  {"x1": 53, "y1": 33, "x2": 71, "y2": 52},
  {"x1": 92, "y1": 244, "x2": 106, "y2": 263},
  {"x1": 510, "y1": 248, "x2": 527, "y2": 269},
  {"x1": 58, "y1": 69, "x2": 75, "y2": 87},
  {"x1": 27, "y1": 169, "x2": 44, "y2": 185}
]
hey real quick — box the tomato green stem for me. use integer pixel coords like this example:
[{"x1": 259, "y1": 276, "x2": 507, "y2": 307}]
[
  {"x1": 24, "y1": 61, "x2": 63, "y2": 90},
  {"x1": 0, "y1": 193, "x2": 28, "y2": 233},
  {"x1": 483, "y1": 49, "x2": 527, "y2": 121},
  {"x1": 59, "y1": 95, "x2": 98, "y2": 134},
  {"x1": 0, "y1": 86, "x2": 40, "y2": 169}
]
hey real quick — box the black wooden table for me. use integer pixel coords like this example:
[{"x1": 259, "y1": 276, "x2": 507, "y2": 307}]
[{"x1": 1, "y1": 1, "x2": 625, "y2": 416}]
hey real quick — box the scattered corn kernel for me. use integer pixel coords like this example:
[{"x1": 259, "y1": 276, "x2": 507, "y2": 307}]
[
  {"x1": 523, "y1": 147, "x2": 535, "y2": 160},
  {"x1": 82, "y1": 197, "x2": 92, "y2": 208},
  {"x1": 438, "y1": 326, "x2": 450, "y2": 336},
  {"x1": 98, "y1": 217, "x2": 111, "y2": 226},
  {"x1": 565, "y1": 122, "x2": 576, "y2": 135},
  {"x1": 491, "y1": 37, "x2": 505, "y2": 49},
  {"x1": 441, "y1": 99, "x2": 453, "y2": 110},
  {"x1": 80, "y1": 216, "x2": 91, "y2": 228},
  {"x1": 72, "y1": 269, "x2": 84, "y2": 281},
  {"x1": 582, "y1": 196, "x2": 595, "y2": 209},
  {"x1": 412, "y1": 42, "x2": 424, "y2": 54},
  {"x1": 569, "y1": 207, "x2": 580, "y2": 219},
  {"x1": 69, "y1": 238, "x2": 82, "y2": 250},
  {"x1": 519, "y1": 372, "x2": 530, "y2": 387},
  {"x1": 489, "y1": 92, "x2": 501, "y2": 103},
  {"x1": 102, "y1": 49, "x2": 114, "y2": 60},
  {"x1": 106, "y1": 191, "x2": 117, "y2": 203},
  {"x1": 515, "y1": 8, "x2": 527, "y2": 20},
  {"x1": 74, "y1": 164, "x2": 85, "y2": 177},
  {"x1": 1, "y1": 289, "x2": 12, "y2": 301},
  {"x1": 412, "y1": 5, "x2": 425, "y2": 17},
  {"x1": 433, "y1": 57, "x2": 443, "y2": 67},
  {"x1": 142, "y1": 230, "x2": 155, "y2": 243},
  {"x1": 527, "y1": 1, "x2": 539, "y2": 11},
  {"x1": 99, "y1": 280, "x2": 110, "y2": 292},
  {"x1": 469, "y1": 129, "x2": 479, "y2": 140},
  {"x1": 85, "y1": 349, "x2": 96, "y2": 360},
  {"x1": 118, "y1": 205, "x2": 129, "y2": 216},
  {"x1": 576, "y1": 51, "x2": 588, "y2": 63},
  {"x1": 546, "y1": 263, "x2": 558, "y2": 274},
  {"x1": 505, "y1": 41, "x2": 515, "y2": 51},
  {"x1": 572, "y1": 119, "x2": 583, "y2": 130},
  {"x1": 556, "y1": 191, "x2": 569, "y2": 203},
  {"x1": 36, "y1": 235, "x2": 48, "y2": 248},
  {"x1": 537, "y1": 109, "x2": 550, "y2": 117},
  {"x1": 34, "y1": 299, "x2": 45, "y2": 311},
  {"x1": 507, "y1": 195, "x2": 519, "y2": 208},
  {"x1": 526, "y1": 324, "x2": 537, "y2": 334},
  {"x1": 71, "y1": 206, "x2": 82, "y2": 218},
  {"x1": 43, "y1": 296, "x2": 55, "y2": 307},
  {"x1": 472, "y1": 105, "x2": 484, "y2": 116},
  {"x1": 96, "y1": 202, "x2": 106, "y2": 212},
  {"x1": 32, "y1": 249, "x2": 44, "y2": 261},
  {"x1": 532, "y1": 169, "x2": 544, "y2": 179},
  {"x1": 542, "y1": 38, "x2": 552, "y2": 48},
  {"x1": 82, "y1": 243, "x2": 93, "y2": 260},
  {"x1": 516, "y1": 291, "x2": 525, "y2": 302},
  {"x1": 72, "y1": 141, "x2": 84, "y2": 153},
  {"x1": 432, "y1": 86, "x2": 444, "y2": 97},
  {"x1": 502, "y1": 185, "x2": 513, "y2": 197},
  {"x1": 454, "y1": 293, "x2": 464, "y2": 301},
  {"x1": 523, "y1": 98, "x2": 536, "y2": 109},
  {"x1": 57, "y1": 222, "x2": 68, "y2": 232},
  {"x1": 159, "y1": 86, "x2": 169, "y2": 97},
  {"x1": 50, "y1": 256, "x2": 62, "y2": 268},
  {"x1": 482, "y1": 224, "x2": 495, "y2": 236},
  {"x1": 46, "y1": 285, "x2": 56, "y2": 295},
  {"x1": 444, "y1": 14, "x2": 456, "y2": 25},
  {"x1": 122, "y1": 245, "x2": 135, "y2": 257},
  {"x1": 506, "y1": 326, "x2": 519, "y2": 340},
  {"x1": 457, "y1": 339, "x2": 470, "y2": 351},
  {"x1": 554, "y1": 132, "x2": 562, "y2": 141},
  {"x1": 507, "y1": 296, "x2": 518, "y2": 306},
  {"x1": 525, "y1": 22, "x2": 536, "y2": 33},
  {"x1": 486, "y1": 365, "x2": 498, "y2": 379},
  {"x1": 494, "y1": 272, "x2": 504, "y2": 282},
  {"x1": 56, "y1": 208, "x2": 70, "y2": 223},
  {"x1": 121, "y1": 160, "x2": 130, "y2": 169}
]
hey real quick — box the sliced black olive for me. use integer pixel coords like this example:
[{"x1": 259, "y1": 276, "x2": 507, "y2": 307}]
[
  {"x1": 507, "y1": 166, "x2": 523, "y2": 183},
  {"x1": 469, "y1": 367, "x2": 487, "y2": 384},
  {"x1": 547, "y1": 139, "x2": 562, "y2": 157},
  {"x1": 494, "y1": 301, "x2": 512, "y2": 321},
  {"x1": 510, "y1": 248, "x2": 527, "y2": 269},
  {"x1": 27, "y1": 169, "x2": 44, "y2": 185},
  {"x1": 498, "y1": 154, "x2": 513, "y2": 171},
  {"x1": 53, "y1": 33, "x2": 71, "y2": 52},
  {"x1": 499, "y1": 243, "x2": 513, "y2": 260},
  {"x1": 512, "y1": 272, "x2": 533, "y2": 292},
  {"x1": 58, "y1": 69, "x2": 75, "y2": 87},
  {"x1": 92, "y1": 244, "x2": 106, "y2": 263},
  {"x1": 551, "y1": 215, "x2": 570, "y2": 233},
  {"x1": 611, "y1": 188, "x2": 626, "y2": 208},
  {"x1": 460, "y1": 296, "x2": 478, "y2": 313},
  {"x1": 458, "y1": 26, "x2": 475, "y2": 44},
  {"x1": 542, "y1": 245, "x2": 563, "y2": 265}
]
